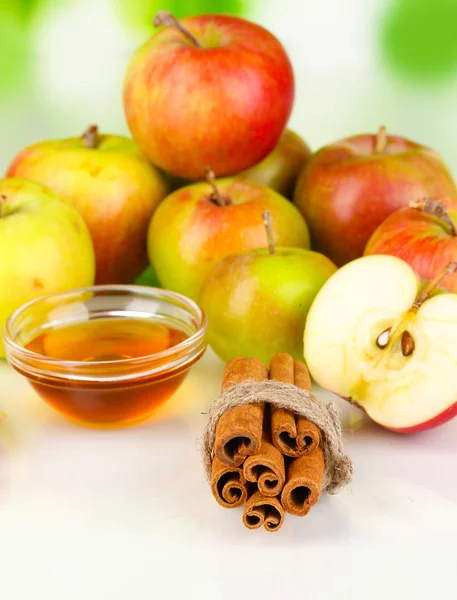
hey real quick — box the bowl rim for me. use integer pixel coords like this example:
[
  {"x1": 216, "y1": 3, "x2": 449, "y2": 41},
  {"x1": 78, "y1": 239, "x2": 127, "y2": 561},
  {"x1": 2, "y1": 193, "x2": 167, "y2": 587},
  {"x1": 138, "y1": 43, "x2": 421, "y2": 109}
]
[{"x1": 3, "y1": 284, "x2": 208, "y2": 370}]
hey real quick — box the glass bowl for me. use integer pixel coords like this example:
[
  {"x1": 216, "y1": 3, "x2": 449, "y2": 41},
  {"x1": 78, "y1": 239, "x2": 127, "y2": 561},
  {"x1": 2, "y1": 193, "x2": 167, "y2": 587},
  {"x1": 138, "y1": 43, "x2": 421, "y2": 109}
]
[{"x1": 3, "y1": 285, "x2": 207, "y2": 428}]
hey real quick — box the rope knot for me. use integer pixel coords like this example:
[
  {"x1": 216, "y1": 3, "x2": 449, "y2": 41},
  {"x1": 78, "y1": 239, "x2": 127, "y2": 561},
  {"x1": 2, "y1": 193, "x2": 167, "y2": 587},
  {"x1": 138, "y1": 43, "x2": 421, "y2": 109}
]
[{"x1": 202, "y1": 379, "x2": 353, "y2": 494}]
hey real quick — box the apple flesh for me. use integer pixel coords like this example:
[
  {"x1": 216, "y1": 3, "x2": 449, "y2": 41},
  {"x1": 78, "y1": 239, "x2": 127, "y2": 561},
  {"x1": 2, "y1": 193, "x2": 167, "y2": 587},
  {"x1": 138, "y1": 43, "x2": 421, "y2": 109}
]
[
  {"x1": 294, "y1": 127, "x2": 457, "y2": 266},
  {"x1": 123, "y1": 12, "x2": 294, "y2": 179},
  {"x1": 200, "y1": 247, "x2": 337, "y2": 364},
  {"x1": 6, "y1": 126, "x2": 169, "y2": 284},
  {"x1": 0, "y1": 178, "x2": 95, "y2": 357},
  {"x1": 148, "y1": 177, "x2": 310, "y2": 301},
  {"x1": 304, "y1": 254, "x2": 457, "y2": 432},
  {"x1": 237, "y1": 129, "x2": 311, "y2": 199},
  {"x1": 365, "y1": 197, "x2": 457, "y2": 292}
]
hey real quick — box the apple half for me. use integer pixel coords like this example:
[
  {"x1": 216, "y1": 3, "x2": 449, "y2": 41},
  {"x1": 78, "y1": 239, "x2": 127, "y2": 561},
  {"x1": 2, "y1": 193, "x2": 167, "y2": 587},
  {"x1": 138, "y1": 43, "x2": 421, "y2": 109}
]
[{"x1": 304, "y1": 255, "x2": 457, "y2": 432}]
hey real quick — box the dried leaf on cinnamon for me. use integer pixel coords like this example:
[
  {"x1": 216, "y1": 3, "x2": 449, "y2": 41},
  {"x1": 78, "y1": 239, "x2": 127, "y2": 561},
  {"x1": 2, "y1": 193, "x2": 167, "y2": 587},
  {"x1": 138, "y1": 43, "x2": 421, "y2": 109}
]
[
  {"x1": 281, "y1": 446, "x2": 325, "y2": 516},
  {"x1": 269, "y1": 353, "x2": 321, "y2": 457},
  {"x1": 210, "y1": 456, "x2": 248, "y2": 509},
  {"x1": 242, "y1": 490, "x2": 285, "y2": 532},
  {"x1": 214, "y1": 357, "x2": 268, "y2": 467},
  {"x1": 243, "y1": 437, "x2": 285, "y2": 497}
]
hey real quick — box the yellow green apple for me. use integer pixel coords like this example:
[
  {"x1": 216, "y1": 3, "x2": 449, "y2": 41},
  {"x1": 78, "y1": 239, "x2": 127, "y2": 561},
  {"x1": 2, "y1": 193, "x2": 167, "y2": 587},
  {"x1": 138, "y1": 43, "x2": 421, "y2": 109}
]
[
  {"x1": 6, "y1": 126, "x2": 168, "y2": 284},
  {"x1": 0, "y1": 178, "x2": 95, "y2": 357},
  {"x1": 199, "y1": 211, "x2": 336, "y2": 364},
  {"x1": 148, "y1": 176, "x2": 310, "y2": 301},
  {"x1": 158, "y1": 129, "x2": 311, "y2": 199},
  {"x1": 134, "y1": 266, "x2": 161, "y2": 288},
  {"x1": 237, "y1": 129, "x2": 311, "y2": 199}
]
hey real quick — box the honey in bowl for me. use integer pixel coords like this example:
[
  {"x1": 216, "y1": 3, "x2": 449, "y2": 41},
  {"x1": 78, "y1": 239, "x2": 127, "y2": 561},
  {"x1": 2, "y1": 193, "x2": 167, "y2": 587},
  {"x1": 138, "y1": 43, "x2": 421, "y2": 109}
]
[
  {"x1": 4, "y1": 286, "x2": 207, "y2": 428},
  {"x1": 24, "y1": 317, "x2": 192, "y2": 427},
  {"x1": 27, "y1": 318, "x2": 187, "y2": 362}
]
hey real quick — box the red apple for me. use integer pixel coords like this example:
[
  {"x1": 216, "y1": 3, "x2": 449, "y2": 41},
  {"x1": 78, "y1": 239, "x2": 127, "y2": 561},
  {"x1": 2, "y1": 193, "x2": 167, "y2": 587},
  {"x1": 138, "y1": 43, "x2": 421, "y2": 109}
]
[
  {"x1": 304, "y1": 255, "x2": 457, "y2": 433},
  {"x1": 237, "y1": 129, "x2": 311, "y2": 199},
  {"x1": 6, "y1": 125, "x2": 169, "y2": 284},
  {"x1": 294, "y1": 126, "x2": 457, "y2": 266},
  {"x1": 148, "y1": 173, "x2": 310, "y2": 301},
  {"x1": 365, "y1": 197, "x2": 457, "y2": 292},
  {"x1": 159, "y1": 129, "x2": 311, "y2": 199},
  {"x1": 123, "y1": 11, "x2": 294, "y2": 179}
]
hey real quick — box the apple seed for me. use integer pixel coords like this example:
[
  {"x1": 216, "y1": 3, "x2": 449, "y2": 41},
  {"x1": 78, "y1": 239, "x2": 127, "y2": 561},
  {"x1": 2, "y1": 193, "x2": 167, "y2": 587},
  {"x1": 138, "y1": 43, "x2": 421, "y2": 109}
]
[
  {"x1": 376, "y1": 327, "x2": 391, "y2": 348},
  {"x1": 401, "y1": 330, "x2": 415, "y2": 357}
]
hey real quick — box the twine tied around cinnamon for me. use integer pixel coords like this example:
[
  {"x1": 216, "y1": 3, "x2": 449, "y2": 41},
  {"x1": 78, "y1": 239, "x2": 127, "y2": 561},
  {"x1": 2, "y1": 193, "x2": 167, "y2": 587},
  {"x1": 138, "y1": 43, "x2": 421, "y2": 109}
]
[{"x1": 202, "y1": 380, "x2": 353, "y2": 494}]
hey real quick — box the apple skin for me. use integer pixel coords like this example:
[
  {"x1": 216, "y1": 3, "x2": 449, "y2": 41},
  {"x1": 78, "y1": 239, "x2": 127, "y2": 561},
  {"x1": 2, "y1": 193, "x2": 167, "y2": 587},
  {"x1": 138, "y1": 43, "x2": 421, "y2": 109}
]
[
  {"x1": 199, "y1": 247, "x2": 337, "y2": 364},
  {"x1": 123, "y1": 14, "x2": 294, "y2": 179},
  {"x1": 148, "y1": 178, "x2": 310, "y2": 301},
  {"x1": 0, "y1": 178, "x2": 95, "y2": 357},
  {"x1": 389, "y1": 402, "x2": 457, "y2": 434},
  {"x1": 236, "y1": 130, "x2": 311, "y2": 199},
  {"x1": 6, "y1": 132, "x2": 168, "y2": 284},
  {"x1": 364, "y1": 197, "x2": 457, "y2": 292},
  {"x1": 133, "y1": 266, "x2": 161, "y2": 288},
  {"x1": 294, "y1": 131, "x2": 457, "y2": 266},
  {"x1": 158, "y1": 129, "x2": 311, "y2": 199}
]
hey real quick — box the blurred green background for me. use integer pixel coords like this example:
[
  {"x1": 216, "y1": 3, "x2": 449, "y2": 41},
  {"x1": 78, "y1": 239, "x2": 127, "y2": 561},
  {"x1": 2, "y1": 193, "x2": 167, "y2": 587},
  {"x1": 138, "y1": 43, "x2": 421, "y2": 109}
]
[{"x1": 2, "y1": 0, "x2": 457, "y2": 177}]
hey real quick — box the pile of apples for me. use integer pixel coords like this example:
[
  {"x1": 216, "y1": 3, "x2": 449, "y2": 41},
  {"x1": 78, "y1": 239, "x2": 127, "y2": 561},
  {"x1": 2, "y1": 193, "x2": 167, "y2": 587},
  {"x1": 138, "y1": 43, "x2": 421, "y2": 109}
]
[{"x1": 2, "y1": 11, "x2": 457, "y2": 434}]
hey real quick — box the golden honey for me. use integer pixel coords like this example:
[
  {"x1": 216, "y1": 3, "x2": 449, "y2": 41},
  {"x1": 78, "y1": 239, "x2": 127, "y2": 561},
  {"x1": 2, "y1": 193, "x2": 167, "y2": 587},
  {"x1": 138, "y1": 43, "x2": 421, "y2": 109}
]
[{"x1": 23, "y1": 317, "x2": 194, "y2": 427}]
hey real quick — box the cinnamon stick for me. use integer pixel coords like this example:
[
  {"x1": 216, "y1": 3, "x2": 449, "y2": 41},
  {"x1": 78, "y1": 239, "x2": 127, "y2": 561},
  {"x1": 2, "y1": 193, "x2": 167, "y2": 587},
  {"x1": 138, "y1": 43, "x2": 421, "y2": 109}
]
[
  {"x1": 242, "y1": 490, "x2": 285, "y2": 532},
  {"x1": 214, "y1": 357, "x2": 268, "y2": 467},
  {"x1": 243, "y1": 436, "x2": 286, "y2": 497},
  {"x1": 270, "y1": 353, "x2": 321, "y2": 457},
  {"x1": 281, "y1": 446, "x2": 325, "y2": 516},
  {"x1": 210, "y1": 456, "x2": 248, "y2": 509}
]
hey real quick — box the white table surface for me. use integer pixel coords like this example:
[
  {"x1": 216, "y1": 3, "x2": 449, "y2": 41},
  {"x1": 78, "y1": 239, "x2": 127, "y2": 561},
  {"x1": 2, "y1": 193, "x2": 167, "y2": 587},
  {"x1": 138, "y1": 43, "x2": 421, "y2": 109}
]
[{"x1": 1, "y1": 348, "x2": 456, "y2": 600}]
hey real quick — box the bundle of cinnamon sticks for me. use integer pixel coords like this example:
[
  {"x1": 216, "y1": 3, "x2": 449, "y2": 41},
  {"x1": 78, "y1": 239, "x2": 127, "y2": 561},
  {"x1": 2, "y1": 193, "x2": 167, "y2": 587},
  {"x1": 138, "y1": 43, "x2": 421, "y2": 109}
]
[{"x1": 210, "y1": 353, "x2": 325, "y2": 532}]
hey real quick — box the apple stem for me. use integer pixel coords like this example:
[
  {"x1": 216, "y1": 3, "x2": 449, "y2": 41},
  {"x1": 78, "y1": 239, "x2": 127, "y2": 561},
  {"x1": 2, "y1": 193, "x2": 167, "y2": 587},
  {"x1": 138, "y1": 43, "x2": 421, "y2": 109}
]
[
  {"x1": 153, "y1": 10, "x2": 201, "y2": 47},
  {"x1": 0, "y1": 194, "x2": 6, "y2": 219},
  {"x1": 81, "y1": 125, "x2": 99, "y2": 149},
  {"x1": 409, "y1": 197, "x2": 457, "y2": 236},
  {"x1": 262, "y1": 210, "x2": 275, "y2": 255},
  {"x1": 374, "y1": 125, "x2": 387, "y2": 153},
  {"x1": 411, "y1": 261, "x2": 457, "y2": 312},
  {"x1": 204, "y1": 167, "x2": 231, "y2": 207}
]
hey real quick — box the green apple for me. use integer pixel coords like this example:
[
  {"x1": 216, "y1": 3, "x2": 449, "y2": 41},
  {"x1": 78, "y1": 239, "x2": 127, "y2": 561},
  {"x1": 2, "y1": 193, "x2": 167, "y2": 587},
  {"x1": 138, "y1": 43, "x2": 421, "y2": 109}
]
[
  {"x1": 304, "y1": 254, "x2": 457, "y2": 432},
  {"x1": 134, "y1": 266, "x2": 161, "y2": 288},
  {"x1": 237, "y1": 130, "x2": 311, "y2": 199},
  {"x1": 7, "y1": 125, "x2": 168, "y2": 284},
  {"x1": 0, "y1": 178, "x2": 95, "y2": 357},
  {"x1": 148, "y1": 175, "x2": 310, "y2": 301},
  {"x1": 199, "y1": 211, "x2": 336, "y2": 364}
]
